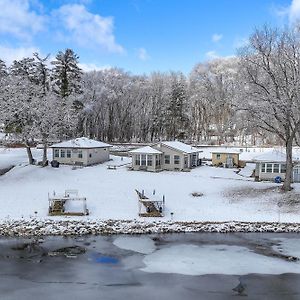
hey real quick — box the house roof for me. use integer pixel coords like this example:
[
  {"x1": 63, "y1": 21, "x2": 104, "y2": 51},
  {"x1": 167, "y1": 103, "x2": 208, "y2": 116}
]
[
  {"x1": 253, "y1": 150, "x2": 299, "y2": 162},
  {"x1": 129, "y1": 146, "x2": 163, "y2": 154},
  {"x1": 159, "y1": 141, "x2": 202, "y2": 154},
  {"x1": 211, "y1": 149, "x2": 240, "y2": 154},
  {"x1": 50, "y1": 137, "x2": 112, "y2": 149}
]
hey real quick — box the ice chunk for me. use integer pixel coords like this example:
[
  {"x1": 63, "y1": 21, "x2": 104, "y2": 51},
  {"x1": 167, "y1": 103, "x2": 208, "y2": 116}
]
[{"x1": 113, "y1": 236, "x2": 156, "y2": 254}]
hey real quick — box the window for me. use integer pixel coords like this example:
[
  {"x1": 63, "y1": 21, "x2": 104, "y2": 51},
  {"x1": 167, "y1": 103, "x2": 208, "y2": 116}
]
[
  {"x1": 78, "y1": 150, "x2": 83, "y2": 158},
  {"x1": 147, "y1": 155, "x2": 152, "y2": 166},
  {"x1": 66, "y1": 149, "x2": 71, "y2": 158},
  {"x1": 281, "y1": 164, "x2": 286, "y2": 173},
  {"x1": 135, "y1": 154, "x2": 140, "y2": 166},
  {"x1": 60, "y1": 149, "x2": 65, "y2": 158},
  {"x1": 165, "y1": 155, "x2": 170, "y2": 164},
  {"x1": 174, "y1": 155, "x2": 180, "y2": 165},
  {"x1": 266, "y1": 163, "x2": 273, "y2": 173},
  {"x1": 261, "y1": 163, "x2": 266, "y2": 172},
  {"x1": 89, "y1": 153, "x2": 92, "y2": 158},
  {"x1": 54, "y1": 149, "x2": 59, "y2": 158},
  {"x1": 273, "y1": 163, "x2": 279, "y2": 173},
  {"x1": 216, "y1": 154, "x2": 221, "y2": 159},
  {"x1": 141, "y1": 154, "x2": 146, "y2": 166}
]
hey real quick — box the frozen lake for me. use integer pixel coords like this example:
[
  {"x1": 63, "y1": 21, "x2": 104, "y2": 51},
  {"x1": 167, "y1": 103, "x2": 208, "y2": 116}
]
[{"x1": 0, "y1": 233, "x2": 300, "y2": 299}]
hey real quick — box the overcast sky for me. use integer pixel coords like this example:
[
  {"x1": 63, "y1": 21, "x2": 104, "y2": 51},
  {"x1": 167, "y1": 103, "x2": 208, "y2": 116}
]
[{"x1": 0, "y1": 0, "x2": 299, "y2": 74}]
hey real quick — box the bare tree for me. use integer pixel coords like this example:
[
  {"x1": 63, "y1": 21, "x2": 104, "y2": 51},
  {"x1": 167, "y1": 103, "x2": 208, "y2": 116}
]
[
  {"x1": 189, "y1": 58, "x2": 238, "y2": 143},
  {"x1": 239, "y1": 25, "x2": 300, "y2": 191}
]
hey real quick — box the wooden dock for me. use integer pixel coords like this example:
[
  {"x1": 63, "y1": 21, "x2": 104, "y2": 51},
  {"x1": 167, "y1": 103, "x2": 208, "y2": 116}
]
[
  {"x1": 135, "y1": 189, "x2": 165, "y2": 217},
  {"x1": 48, "y1": 190, "x2": 89, "y2": 216}
]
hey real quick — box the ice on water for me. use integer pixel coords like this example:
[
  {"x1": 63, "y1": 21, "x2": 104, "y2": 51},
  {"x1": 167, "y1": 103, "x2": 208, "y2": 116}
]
[
  {"x1": 113, "y1": 236, "x2": 156, "y2": 254},
  {"x1": 141, "y1": 244, "x2": 300, "y2": 275}
]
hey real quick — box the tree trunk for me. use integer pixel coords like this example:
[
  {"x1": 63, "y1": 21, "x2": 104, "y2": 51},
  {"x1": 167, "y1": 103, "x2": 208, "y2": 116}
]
[
  {"x1": 283, "y1": 138, "x2": 293, "y2": 191},
  {"x1": 42, "y1": 143, "x2": 48, "y2": 166},
  {"x1": 25, "y1": 143, "x2": 34, "y2": 165}
]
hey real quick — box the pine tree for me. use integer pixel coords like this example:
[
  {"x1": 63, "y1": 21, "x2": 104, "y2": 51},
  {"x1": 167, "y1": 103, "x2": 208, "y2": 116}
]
[
  {"x1": 51, "y1": 49, "x2": 83, "y2": 98},
  {"x1": 0, "y1": 59, "x2": 7, "y2": 78},
  {"x1": 165, "y1": 72, "x2": 188, "y2": 140},
  {"x1": 10, "y1": 57, "x2": 36, "y2": 82},
  {"x1": 33, "y1": 52, "x2": 50, "y2": 94}
]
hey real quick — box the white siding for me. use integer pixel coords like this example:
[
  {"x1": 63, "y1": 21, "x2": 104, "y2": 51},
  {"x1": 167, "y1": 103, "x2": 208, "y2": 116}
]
[
  {"x1": 86, "y1": 148, "x2": 110, "y2": 165},
  {"x1": 52, "y1": 147, "x2": 110, "y2": 166},
  {"x1": 153, "y1": 144, "x2": 185, "y2": 170}
]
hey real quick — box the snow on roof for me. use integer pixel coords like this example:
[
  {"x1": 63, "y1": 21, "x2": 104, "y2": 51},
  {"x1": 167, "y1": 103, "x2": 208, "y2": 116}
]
[
  {"x1": 253, "y1": 150, "x2": 299, "y2": 162},
  {"x1": 160, "y1": 141, "x2": 202, "y2": 154},
  {"x1": 211, "y1": 149, "x2": 241, "y2": 154},
  {"x1": 50, "y1": 137, "x2": 112, "y2": 149},
  {"x1": 129, "y1": 146, "x2": 163, "y2": 154}
]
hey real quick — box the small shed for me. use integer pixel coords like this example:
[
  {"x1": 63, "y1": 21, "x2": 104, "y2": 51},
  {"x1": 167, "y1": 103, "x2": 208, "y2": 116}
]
[
  {"x1": 50, "y1": 137, "x2": 112, "y2": 166},
  {"x1": 211, "y1": 149, "x2": 241, "y2": 168}
]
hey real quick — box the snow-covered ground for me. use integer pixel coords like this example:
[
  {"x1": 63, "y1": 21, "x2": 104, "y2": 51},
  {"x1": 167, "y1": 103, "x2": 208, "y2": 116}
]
[
  {"x1": 0, "y1": 147, "x2": 46, "y2": 169},
  {"x1": 200, "y1": 146, "x2": 287, "y2": 161},
  {"x1": 1, "y1": 147, "x2": 300, "y2": 224}
]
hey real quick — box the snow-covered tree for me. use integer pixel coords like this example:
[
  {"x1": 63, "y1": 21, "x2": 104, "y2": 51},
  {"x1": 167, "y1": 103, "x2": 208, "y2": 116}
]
[
  {"x1": 2, "y1": 74, "x2": 40, "y2": 164},
  {"x1": 189, "y1": 58, "x2": 238, "y2": 143},
  {"x1": 239, "y1": 25, "x2": 300, "y2": 191},
  {"x1": 51, "y1": 49, "x2": 83, "y2": 98},
  {"x1": 0, "y1": 59, "x2": 7, "y2": 78},
  {"x1": 165, "y1": 72, "x2": 188, "y2": 140}
]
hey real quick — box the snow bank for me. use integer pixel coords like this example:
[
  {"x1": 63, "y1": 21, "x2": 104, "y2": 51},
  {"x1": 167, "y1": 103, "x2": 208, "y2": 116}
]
[
  {"x1": 141, "y1": 244, "x2": 300, "y2": 275},
  {"x1": 238, "y1": 163, "x2": 256, "y2": 177}
]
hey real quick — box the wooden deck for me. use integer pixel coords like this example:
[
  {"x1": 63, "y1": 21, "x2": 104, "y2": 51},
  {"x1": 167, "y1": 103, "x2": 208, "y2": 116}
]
[
  {"x1": 135, "y1": 189, "x2": 164, "y2": 217},
  {"x1": 48, "y1": 190, "x2": 89, "y2": 216}
]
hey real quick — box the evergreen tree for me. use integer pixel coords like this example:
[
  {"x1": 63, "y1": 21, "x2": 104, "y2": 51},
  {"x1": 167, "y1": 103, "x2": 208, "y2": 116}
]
[
  {"x1": 165, "y1": 72, "x2": 188, "y2": 140},
  {"x1": 51, "y1": 49, "x2": 83, "y2": 98},
  {"x1": 0, "y1": 59, "x2": 7, "y2": 79},
  {"x1": 10, "y1": 57, "x2": 36, "y2": 82},
  {"x1": 33, "y1": 52, "x2": 50, "y2": 94}
]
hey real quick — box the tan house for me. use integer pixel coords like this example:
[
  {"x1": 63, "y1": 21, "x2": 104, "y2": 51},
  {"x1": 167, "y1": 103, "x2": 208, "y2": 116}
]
[
  {"x1": 50, "y1": 137, "x2": 112, "y2": 166},
  {"x1": 253, "y1": 150, "x2": 299, "y2": 182},
  {"x1": 129, "y1": 141, "x2": 202, "y2": 172},
  {"x1": 211, "y1": 149, "x2": 241, "y2": 168}
]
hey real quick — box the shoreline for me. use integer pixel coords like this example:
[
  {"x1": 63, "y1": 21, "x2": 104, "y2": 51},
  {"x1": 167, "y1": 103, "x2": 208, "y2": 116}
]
[{"x1": 1, "y1": 219, "x2": 300, "y2": 237}]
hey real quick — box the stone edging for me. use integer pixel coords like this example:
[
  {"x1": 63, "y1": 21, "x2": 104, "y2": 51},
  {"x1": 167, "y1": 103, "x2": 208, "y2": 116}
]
[{"x1": 1, "y1": 219, "x2": 300, "y2": 236}]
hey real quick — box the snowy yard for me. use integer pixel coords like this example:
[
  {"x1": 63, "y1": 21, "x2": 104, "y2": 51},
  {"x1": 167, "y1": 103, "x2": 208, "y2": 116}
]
[{"x1": 1, "y1": 147, "x2": 300, "y2": 223}]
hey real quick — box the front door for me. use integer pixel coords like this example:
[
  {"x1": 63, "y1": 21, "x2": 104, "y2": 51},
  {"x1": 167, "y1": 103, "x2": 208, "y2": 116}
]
[{"x1": 226, "y1": 155, "x2": 234, "y2": 168}]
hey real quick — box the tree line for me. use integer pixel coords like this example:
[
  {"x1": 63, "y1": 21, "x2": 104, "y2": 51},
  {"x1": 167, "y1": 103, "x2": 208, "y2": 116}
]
[
  {"x1": 0, "y1": 48, "x2": 263, "y2": 149},
  {"x1": 1, "y1": 24, "x2": 300, "y2": 190}
]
